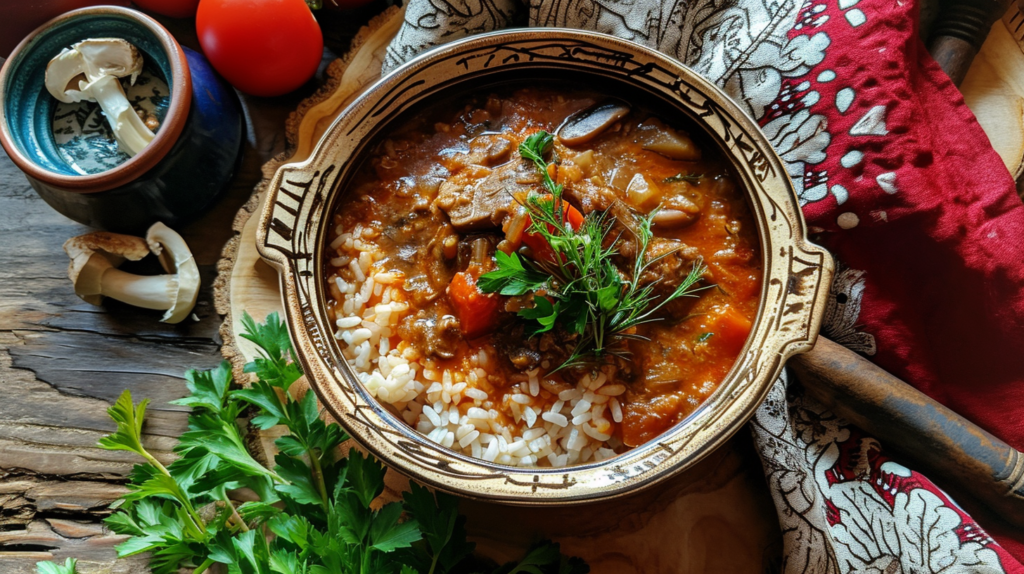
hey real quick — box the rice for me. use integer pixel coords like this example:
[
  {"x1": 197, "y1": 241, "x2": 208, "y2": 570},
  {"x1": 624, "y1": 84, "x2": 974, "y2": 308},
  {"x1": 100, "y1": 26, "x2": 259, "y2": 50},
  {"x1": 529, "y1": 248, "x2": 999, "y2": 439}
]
[{"x1": 327, "y1": 224, "x2": 625, "y2": 467}]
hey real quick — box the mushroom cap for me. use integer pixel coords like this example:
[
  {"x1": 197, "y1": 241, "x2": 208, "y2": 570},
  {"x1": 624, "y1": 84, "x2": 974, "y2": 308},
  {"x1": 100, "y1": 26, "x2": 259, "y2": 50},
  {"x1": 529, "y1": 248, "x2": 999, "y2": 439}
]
[
  {"x1": 45, "y1": 38, "x2": 145, "y2": 104},
  {"x1": 44, "y1": 48, "x2": 86, "y2": 103},
  {"x1": 557, "y1": 101, "x2": 631, "y2": 147},
  {"x1": 74, "y1": 38, "x2": 144, "y2": 84},
  {"x1": 63, "y1": 232, "x2": 151, "y2": 305},
  {"x1": 145, "y1": 222, "x2": 200, "y2": 324}
]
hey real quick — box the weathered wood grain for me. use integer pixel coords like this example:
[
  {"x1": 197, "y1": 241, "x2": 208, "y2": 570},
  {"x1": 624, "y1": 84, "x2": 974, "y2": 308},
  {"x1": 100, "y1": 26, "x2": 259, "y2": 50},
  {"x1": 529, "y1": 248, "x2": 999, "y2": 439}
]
[{"x1": 0, "y1": 5, "x2": 377, "y2": 569}]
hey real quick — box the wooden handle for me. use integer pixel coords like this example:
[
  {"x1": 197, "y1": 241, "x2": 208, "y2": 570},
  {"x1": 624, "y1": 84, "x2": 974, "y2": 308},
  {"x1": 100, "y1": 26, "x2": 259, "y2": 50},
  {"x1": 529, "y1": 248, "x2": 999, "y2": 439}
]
[
  {"x1": 927, "y1": 0, "x2": 1011, "y2": 86},
  {"x1": 790, "y1": 337, "x2": 1024, "y2": 527}
]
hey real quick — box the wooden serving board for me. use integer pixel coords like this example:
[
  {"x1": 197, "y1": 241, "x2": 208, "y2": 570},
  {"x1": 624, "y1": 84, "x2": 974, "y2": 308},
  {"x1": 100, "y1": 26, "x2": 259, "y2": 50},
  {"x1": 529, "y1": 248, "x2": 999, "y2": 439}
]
[{"x1": 213, "y1": 5, "x2": 782, "y2": 572}]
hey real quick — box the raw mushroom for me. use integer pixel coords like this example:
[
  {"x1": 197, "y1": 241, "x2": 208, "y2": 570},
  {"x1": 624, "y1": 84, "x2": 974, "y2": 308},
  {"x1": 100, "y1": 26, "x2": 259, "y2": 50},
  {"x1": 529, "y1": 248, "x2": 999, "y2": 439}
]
[
  {"x1": 63, "y1": 222, "x2": 200, "y2": 324},
  {"x1": 557, "y1": 101, "x2": 631, "y2": 146},
  {"x1": 45, "y1": 38, "x2": 154, "y2": 156}
]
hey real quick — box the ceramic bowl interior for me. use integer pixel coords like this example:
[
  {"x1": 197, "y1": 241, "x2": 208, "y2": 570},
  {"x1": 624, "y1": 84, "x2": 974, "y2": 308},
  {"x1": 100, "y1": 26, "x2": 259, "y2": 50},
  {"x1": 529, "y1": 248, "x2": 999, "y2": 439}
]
[
  {"x1": 258, "y1": 29, "x2": 833, "y2": 505},
  {"x1": 2, "y1": 10, "x2": 174, "y2": 176}
]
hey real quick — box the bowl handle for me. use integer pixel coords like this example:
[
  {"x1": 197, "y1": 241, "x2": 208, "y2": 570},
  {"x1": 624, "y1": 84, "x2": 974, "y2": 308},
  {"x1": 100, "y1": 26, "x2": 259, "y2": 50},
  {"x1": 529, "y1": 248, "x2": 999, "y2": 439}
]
[
  {"x1": 771, "y1": 239, "x2": 835, "y2": 358},
  {"x1": 256, "y1": 161, "x2": 337, "y2": 273}
]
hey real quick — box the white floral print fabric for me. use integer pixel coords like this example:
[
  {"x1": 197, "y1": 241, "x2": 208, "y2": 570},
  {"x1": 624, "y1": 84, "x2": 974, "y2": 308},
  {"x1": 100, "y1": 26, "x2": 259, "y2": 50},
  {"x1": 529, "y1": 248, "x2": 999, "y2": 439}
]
[{"x1": 383, "y1": 1, "x2": 1023, "y2": 572}]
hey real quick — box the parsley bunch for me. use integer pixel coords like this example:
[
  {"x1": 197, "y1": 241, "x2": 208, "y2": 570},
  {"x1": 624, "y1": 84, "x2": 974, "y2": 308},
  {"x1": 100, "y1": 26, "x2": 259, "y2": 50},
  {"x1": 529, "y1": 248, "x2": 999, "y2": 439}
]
[
  {"x1": 36, "y1": 313, "x2": 588, "y2": 574},
  {"x1": 480, "y1": 131, "x2": 707, "y2": 370}
]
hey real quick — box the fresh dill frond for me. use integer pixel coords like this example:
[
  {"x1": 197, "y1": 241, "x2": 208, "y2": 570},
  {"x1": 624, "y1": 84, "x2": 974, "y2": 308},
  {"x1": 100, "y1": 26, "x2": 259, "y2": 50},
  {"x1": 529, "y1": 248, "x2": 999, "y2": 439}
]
[{"x1": 480, "y1": 130, "x2": 709, "y2": 371}]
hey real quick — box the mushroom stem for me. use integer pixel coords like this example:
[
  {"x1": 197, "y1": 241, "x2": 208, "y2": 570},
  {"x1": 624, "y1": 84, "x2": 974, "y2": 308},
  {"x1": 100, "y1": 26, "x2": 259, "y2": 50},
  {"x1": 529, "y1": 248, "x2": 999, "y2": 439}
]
[
  {"x1": 101, "y1": 268, "x2": 179, "y2": 311},
  {"x1": 80, "y1": 74, "x2": 154, "y2": 155},
  {"x1": 63, "y1": 223, "x2": 200, "y2": 324}
]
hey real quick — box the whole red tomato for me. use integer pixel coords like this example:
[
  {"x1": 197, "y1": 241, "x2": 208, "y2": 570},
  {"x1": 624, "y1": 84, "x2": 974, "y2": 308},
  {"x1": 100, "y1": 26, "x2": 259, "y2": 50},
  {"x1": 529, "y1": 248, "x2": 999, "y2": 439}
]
[
  {"x1": 196, "y1": 0, "x2": 323, "y2": 97},
  {"x1": 133, "y1": 0, "x2": 200, "y2": 18}
]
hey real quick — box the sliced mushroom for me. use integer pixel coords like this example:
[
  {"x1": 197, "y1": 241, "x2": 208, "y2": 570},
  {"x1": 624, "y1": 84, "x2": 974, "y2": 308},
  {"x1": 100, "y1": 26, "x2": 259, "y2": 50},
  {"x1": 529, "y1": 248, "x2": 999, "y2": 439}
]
[
  {"x1": 635, "y1": 117, "x2": 701, "y2": 161},
  {"x1": 146, "y1": 222, "x2": 201, "y2": 324},
  {"x1": 63, "y1": 223, "x2": 200, "y2": 324},
  {"x1": 45, "y1": 38, "x2": 154, "y2": 156},
  {"x1": 557, "y1": 101, "x2": 631, "y2": 146}
]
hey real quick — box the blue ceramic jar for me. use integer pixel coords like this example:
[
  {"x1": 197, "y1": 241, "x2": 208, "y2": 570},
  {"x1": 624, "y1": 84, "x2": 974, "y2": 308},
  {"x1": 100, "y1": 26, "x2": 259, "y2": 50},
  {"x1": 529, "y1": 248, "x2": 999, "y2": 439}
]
[{"x1": 0, "y1": 6, "x2": 242, "y2": 233}]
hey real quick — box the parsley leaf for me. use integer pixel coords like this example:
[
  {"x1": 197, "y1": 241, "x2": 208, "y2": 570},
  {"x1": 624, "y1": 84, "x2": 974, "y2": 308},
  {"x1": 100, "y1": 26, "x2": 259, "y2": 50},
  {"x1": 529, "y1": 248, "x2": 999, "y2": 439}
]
[
  {"x1": 97, "y1": 389, "x2": 153, "y2": 463},
  {"x1": 399, "y1": 482, "x2": 475, "y2": 574},
  {"x1": 175, "y1": 362, "x2": 233, "y2": 414},
  {"x1": 66, "y1": 313, "x2": 588, "y2": 574},
  {"x1": 493, "y1": 540, "x2": 589, "y2": 574},
  {"x1": 369, "y1": 502, "x2": 422, "y2": 552},
  {"x1": 35, "y1": 558, "x2": 77, "y2": 574},
  {"x1": 478, "y1": 251, "x2": 549, "y2": 296},
  {"x1": 241, "y1": 311, "x2": 303, "y2": 391},
  {"x1": 518, "y1": 295, "x2": 559, "y2": 335}
]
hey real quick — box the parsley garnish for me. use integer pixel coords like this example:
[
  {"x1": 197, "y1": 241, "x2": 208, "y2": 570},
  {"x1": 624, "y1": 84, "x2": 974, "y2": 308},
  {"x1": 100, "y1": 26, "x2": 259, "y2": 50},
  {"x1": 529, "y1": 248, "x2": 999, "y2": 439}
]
[
  {"x1": 476, "y1": 251, "x2": 550, "y2": 296},
  {"x1": 35, "y1": 559, "x2": 77, "y2": 574},
  {"x1": 480, "y1": 131, "x2": 707, "y2": 370},
  {"x1": 36, "y1": 313, "x2": 589, "y2": 574},
  {"x1": 697, "y1": 332, "x2": 714, "y2": 343}
]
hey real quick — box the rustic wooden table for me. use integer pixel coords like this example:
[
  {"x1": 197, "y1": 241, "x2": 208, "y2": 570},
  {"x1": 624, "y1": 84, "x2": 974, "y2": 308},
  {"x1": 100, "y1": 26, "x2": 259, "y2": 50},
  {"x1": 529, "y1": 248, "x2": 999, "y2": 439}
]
[{"x1": 0, "y1": 7, "x2": 386, "y2": 572}]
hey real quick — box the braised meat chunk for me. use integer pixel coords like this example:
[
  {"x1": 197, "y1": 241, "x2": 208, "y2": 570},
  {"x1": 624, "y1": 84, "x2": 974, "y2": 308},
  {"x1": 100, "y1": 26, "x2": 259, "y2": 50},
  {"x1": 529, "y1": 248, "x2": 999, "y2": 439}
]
[{"x1": 435, "y1": 158, "x2": 542, "y2": 232}]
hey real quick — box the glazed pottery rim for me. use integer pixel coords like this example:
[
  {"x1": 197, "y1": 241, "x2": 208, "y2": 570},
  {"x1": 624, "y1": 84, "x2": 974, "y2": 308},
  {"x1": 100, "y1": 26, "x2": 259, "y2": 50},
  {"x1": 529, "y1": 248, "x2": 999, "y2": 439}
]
[
  {"x1": 0, "y1": 6, "x2": 191, "y2": 194},
  {"x1": 258, "y1": 28, "x2": 834, "y2": 505}
]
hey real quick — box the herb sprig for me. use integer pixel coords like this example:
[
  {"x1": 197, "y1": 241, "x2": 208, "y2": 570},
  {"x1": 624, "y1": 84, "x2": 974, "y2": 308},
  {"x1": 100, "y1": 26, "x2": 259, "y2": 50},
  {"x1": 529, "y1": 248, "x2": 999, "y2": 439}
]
[
  {"x1": 480, "y1": 131, "x2": 707, "y2": 370},
  {"x1": 36, "y1": 313, "x2": 588, "y2": 574}
]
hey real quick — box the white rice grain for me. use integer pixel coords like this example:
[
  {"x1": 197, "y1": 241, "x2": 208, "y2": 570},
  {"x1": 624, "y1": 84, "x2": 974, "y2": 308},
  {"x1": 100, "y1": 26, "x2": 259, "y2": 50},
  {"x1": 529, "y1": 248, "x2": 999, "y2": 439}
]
[
  {"x1": 609, "y1": 397, "x2": 623, "y2": 423},
  {"x1": 542, "y1": 412, "x2": 568, "y2": 427}
]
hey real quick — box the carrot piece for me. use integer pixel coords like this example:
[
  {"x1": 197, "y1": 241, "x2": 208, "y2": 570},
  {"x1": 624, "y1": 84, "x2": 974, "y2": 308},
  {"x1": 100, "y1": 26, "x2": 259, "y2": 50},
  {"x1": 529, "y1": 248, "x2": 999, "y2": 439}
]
[
  {"x1": 447, "y1": 270, "x2": 503, "y2": 339},
  {"x1": 521, "y1": 197, "x2": 584, "y2": 263},
  {"x1": 707, "y1": 306, "x2": 753, "y2": 356}
]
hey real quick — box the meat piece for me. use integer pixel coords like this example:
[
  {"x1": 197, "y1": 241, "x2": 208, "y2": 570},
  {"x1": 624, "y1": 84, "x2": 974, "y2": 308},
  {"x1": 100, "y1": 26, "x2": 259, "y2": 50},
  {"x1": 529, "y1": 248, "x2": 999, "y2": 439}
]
[
  {"x1": 635, "y1": 238, "x2": 704, "y2": 322},
  {"x1": 563, "y1": 179, "x2": 617, "y2": 214},
  {"x1": 638, "y1": 237, "x2": 702, "y2": 293},
  {"x1": 509, "y1": 347, "x2": 541, "y2": 370},
  {"x1": 467, "y1": 134, "x2": 513, "y2": 166},
  {"x1": 435, "y1": 159, "x2": 541, "y2": 231},
  {"x1": 397, "y1": 308, "x2": 461, "y2": 359},
  {"x1": 494, "y1": 323, "x2": 576, "y2": 373}
]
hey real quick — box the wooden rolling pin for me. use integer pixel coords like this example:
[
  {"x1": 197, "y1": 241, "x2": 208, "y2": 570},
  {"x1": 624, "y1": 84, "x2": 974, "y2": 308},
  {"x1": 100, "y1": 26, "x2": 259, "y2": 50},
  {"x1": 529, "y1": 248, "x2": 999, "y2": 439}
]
[
  {"x1": 792, "y1": 337, "x2": 1024, "y2": 527},
  {"x1": 928, "y1": 0, "x2": 1013, "y2": 86}
]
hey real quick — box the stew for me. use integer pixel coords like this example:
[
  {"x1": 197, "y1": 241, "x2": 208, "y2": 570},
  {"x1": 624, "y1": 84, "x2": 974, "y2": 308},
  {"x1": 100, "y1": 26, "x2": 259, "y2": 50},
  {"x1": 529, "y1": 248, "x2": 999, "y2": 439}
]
[{"x1": 324, "y1": 86, "x2": 761, "y2": 467}]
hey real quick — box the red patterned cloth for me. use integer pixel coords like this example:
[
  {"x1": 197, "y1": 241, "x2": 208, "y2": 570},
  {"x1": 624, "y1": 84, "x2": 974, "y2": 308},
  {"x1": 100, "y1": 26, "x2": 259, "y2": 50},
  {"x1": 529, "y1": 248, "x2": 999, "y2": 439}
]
[{"x1": 384, "y1": 0, "x2": 1024, "y2": 571}]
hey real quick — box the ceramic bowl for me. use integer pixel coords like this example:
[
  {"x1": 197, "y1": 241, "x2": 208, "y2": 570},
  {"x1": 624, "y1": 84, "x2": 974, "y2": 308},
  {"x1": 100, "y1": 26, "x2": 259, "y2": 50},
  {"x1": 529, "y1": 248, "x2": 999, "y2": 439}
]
[
  {"x1": 257, "y1": 29, "x2": 834, "y2": 504},
  {"x1": 0, "y1": 6, "x2": 242, "y2": 233}
]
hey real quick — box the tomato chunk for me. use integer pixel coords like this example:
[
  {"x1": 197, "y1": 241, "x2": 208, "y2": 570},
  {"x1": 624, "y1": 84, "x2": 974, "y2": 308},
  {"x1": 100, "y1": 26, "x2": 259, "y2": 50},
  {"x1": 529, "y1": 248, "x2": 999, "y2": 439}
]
[
  {"x1": 521, "y1": 198, "x2": 584, "y2": 263},
  {"x1": 447, "y1": 269, "x2": 503, "y2": 339}
]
